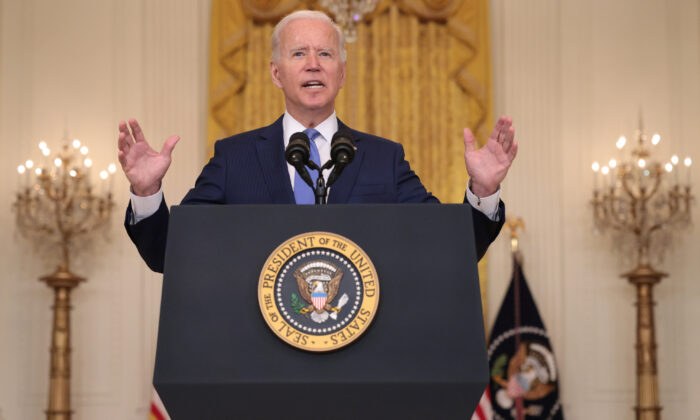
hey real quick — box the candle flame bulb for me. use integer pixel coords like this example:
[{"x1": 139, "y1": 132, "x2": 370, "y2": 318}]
[
  {"x1": 54, "y1": 158, "x2": 62, "y2": 167},
  {"x1": 42, "y1": 148, "x2": 51, "y2": 157},
  {"x1": 665, "y1": 163, "x2": 673, "y2": 172},
  {"x1": 601, "y1": 166, "x2": 610, "y2": 175},
  {"x1": 39, "y1": 141, "x2": 47, "y2": 150},
  {"x1": 638, "y1": 159, "x2": 646, "y2": 168},
  {"x1": 99, "y1": 170, "x2": 108, "y2": 180},
  {"x1": 592, "y1": 161, "x2": 600, "y2": 172},
  {"x1": 651, "y1": 134, "x2": 661, "y2": 145},
  {"x1": 17, "y1": 165, "x2": 26, "y2": 174},
  {"x1": 609, "y1": 159, "x2": 617, "y2": 168},
  {"x1": 671, "y1": 155, "x2": 679, "y2": 165},
  {"x1": 25, "y1": 160, "x2": 34, "y2": 169},
  {"x1": 108, "y1": 163, "x2": 117, "y2": 174},
  {"x1": 84, "y1": 158, "x2": 92, "y2": 168},
  {"x1": 616, "y1": 136, "x2": 627, "y2": 150},
  {"x1": 72, "y1": 139, "x2": 81, "y2": 148},
  {"x1": 69, "y1": 170, "x2": 77, "y2": 177},
  {"x1": 80, "y1": 146, "x2": 88, "y2": 155},
  {"x1": 35, "y1": 168, "x2": 42, "y2": 175},
  {"x1": 684, "y1": 157, "x2": 692, "y2": 167}
]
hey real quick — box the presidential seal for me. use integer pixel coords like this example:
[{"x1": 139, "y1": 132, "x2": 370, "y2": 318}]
[{"x1": 258, "y1": 232, "x2": 379, "y2": 352}]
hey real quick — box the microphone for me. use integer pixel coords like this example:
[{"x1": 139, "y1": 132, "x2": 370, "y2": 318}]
[
  {"x1": 327, "y1": 130, "x2": 355, "y2": 187},
  {"x1": 285, "y1": 132, "x2": 314, "y2": 189},
  {"x1": 285, "y1": 131, "x2": 310, "y2": 167},
  {"x1": 330, "y1": 130, "x2": 355, "y2": 166}
]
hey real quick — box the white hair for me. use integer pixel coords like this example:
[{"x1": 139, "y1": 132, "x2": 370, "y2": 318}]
[{"x1": 271, "y1": 10, "x2": 346, "y2": 63}]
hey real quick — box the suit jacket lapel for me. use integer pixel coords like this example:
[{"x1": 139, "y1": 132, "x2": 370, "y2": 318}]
[
  {"x1": 328, "y1": 119, "x2": 364, "y2": 204},
  {"x1": 256, "y1": 115, "x2": 295, "y2": 204}
]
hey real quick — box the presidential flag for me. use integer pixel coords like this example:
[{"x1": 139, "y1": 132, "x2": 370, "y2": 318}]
[{"x1": 486, "y1": 256, "x2": 565, "y2": 420}]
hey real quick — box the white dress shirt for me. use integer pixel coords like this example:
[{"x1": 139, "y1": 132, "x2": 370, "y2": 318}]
[
  {"x1": 130, "y1": 111, "x2": 501, "y2": 222},
  {"x1": 283, "y1": 111, "x2": 336, "y2": 188}
]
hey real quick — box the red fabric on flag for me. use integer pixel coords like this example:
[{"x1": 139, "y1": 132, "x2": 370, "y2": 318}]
[
  {"x1": 150, "y1": 401, "x2": 167, "y2": 420},
  {"x1": 148, "y1": 387, "x2": 171, "y2": 420},
  {"x1": 471, "y1": 386, "x2": 492, "y2": 420}
]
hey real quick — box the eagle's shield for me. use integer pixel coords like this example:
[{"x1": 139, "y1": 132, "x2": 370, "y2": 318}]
[{"x1": 311, "y1": 292, "x2": 327, "y2": 311}]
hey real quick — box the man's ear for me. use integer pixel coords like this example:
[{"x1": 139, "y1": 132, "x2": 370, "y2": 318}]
[{"x1": 270, "y1": 61, "x2": 283, "y2": 89}]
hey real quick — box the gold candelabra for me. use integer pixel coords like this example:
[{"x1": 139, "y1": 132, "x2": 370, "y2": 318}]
[
  {"x1": 14, "y1": 138, "x2": 116, "y2": 420},
  {"x1": 590, "y1": 119, "x2": 693, "y2": 420}
]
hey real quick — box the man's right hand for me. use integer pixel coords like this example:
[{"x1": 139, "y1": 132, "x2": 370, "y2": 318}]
[{"x1": 117, "y1": 119, "x2": 180, "y2": 196}]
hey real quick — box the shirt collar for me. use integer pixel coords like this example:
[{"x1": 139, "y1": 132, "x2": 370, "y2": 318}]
[{"x1": 282, "y1": 111, "x2": 338, "y2": 146}]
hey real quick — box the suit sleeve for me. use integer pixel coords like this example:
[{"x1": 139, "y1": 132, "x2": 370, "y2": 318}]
[
  {"x1": 124, "y1": 198, "x2": 169, "y2": 273},
  {"x1": 123, "y1": 141, "x2": 229, "y2": 273},
  {"x1": 469, "y1": 198, "x2": 505, "y2": 261}
]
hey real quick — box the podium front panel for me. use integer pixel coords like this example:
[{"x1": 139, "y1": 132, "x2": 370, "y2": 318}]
[{"x1": 155, "y1": 204, "x2": 488, "y2": 419}]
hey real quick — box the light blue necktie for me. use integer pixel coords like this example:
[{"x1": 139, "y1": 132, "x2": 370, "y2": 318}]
[{"x1": 294, "y1": 128, "x2": 321, "y2": 204}]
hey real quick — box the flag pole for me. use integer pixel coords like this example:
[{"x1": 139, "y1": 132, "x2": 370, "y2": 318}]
[{"x1": 506, "y1": 218, "x2": 525, "y2": 420}]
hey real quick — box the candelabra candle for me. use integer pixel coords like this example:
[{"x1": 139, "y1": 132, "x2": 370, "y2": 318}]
[{"x1": 14, "y1": 141, "x2": 115, "y2": 271}]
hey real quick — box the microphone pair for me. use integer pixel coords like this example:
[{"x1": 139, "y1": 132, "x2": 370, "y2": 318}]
[{"x1": 285, "y1": 130, "x2": 355, "y2": 188}]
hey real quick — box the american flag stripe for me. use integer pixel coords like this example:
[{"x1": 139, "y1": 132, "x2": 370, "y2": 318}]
[
  {"x1": 148, "y1": 387, "x2": 171, "y2": 420},
  {"x1": 471, "y1": 387, "x2": 492, "y2": 420}
]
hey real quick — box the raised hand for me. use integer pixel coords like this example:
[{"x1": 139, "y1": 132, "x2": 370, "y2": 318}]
[
  {"x1": 117, "y1": 119, "x2": 180, "y2": 196},
  {"x1": 463, "y1": 116, "x2": 518, "y2": 197}
]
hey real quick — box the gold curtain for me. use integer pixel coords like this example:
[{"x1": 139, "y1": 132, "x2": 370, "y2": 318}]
[{"x1": 207, "y1": 0, "x2": 494, "y2": 316}]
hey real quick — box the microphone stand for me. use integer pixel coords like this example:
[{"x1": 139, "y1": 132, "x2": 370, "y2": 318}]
[
  {"x1": 290, "y1": 129, "x2": 354, "y2": 205},
  {"x1": 304, "y1": 160, "x2": 335, "y2": 205}
]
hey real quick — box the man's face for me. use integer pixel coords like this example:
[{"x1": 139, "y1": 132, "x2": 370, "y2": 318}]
[{"x1": 270, "y1": 18, "x2": 346, "y2": 121}]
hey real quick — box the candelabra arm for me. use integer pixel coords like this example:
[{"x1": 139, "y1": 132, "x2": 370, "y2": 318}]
[
  {"x1": 602, "y1": 189, "x2": 636, "y2": 232},
  {"x1": 609, "y1": 202, "x2": 633, "y2": 232},
  {"x1": 641, "y1": 168, "x2": 663, "y2": 201},
  {"x1": 52, "y1": 196, "x2": 73, "y2": 270},
  {"x1": 668, "y1": 187, "x2": 680, "y2": 216},
  {"x1": 16, "y1": 206, "x2": 54, "y2": 236},
  {"x1": 621, "y1": 172, "x2": 641, "y2": 202}
]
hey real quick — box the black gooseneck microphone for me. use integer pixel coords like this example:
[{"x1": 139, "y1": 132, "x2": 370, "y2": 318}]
[
  {"x1": 327, "y1": 129, "x2": 355, "y2": 187},
  {"x1": 285, "y1": 131, "x2": 315, "y2": 190}
]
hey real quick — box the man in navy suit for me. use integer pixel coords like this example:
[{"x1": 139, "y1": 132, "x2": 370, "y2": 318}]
[{"x1": 118, "y1": 10, "x2": 518, "y2": 273}]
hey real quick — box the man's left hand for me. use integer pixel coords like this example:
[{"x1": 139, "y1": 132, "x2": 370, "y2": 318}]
[{"x1": 463, "y1": 116, "x2": 517, "y2": 197}]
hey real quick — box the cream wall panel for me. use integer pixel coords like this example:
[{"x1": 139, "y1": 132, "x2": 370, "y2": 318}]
[
  {"x1": 0, "y1": 0, "x2": 209, "y2": 419},
  {"x1": 490, "y1": 0, "x2": 700, "y2": 418}
]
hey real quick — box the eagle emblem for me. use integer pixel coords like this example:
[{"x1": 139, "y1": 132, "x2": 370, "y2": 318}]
[
  {"x1": 258, "y1": 232, "x2": 380, "y2": 351},
  {"x1": 292, "y1": 260, "x2": 349, "y2": 324},
  {"x1": 491, "y1": 341, "x2": 558, "y2": 417}
]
